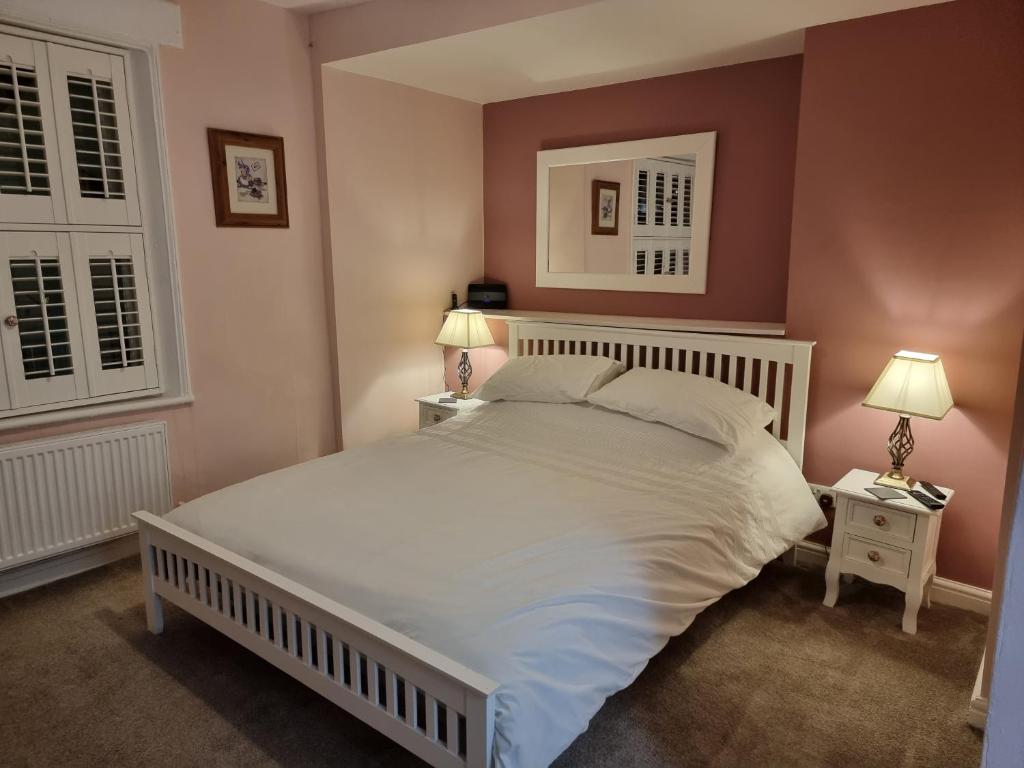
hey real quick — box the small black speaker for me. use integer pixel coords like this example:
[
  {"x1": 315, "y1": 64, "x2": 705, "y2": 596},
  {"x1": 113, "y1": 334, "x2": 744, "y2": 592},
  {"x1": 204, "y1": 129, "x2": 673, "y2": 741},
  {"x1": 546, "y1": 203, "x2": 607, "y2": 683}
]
[{"x1": 467, "y1": 281, "x2": 507, "y2": 309}]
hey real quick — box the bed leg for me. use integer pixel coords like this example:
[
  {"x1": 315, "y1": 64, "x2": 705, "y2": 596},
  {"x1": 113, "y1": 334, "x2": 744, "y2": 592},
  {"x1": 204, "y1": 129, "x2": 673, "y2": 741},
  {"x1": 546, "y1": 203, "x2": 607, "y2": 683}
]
[
  {"x1": 144, "y1": 589, "x2": 164, "y2": 635},
  {"x1": 139, "y1": 528, "x2": 164, "y2": 635}
]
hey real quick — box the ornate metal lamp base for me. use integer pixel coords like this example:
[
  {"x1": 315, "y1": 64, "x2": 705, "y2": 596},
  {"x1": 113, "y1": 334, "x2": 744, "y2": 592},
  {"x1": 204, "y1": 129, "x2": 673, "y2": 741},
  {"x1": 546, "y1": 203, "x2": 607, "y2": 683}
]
[
  {"x1": 876, "y1": 469, "x2": 915, "y2": 490},
  {"x1": 876, "y1": 415, "x2": 915, "y2": 489},
  {"x1": 452, "y1": 349, "x2": 473, "y2": 399}
]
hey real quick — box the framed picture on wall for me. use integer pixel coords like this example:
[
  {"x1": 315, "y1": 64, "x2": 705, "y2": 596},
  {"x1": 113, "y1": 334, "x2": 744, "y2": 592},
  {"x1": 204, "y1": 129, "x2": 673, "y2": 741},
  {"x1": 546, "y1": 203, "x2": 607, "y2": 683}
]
[
  {"x1": 207, "y1": 128, "x2": 289, "y2": 227},
  {"x1": 591, "y1": 179, "x2": 620, "y2": 235}
]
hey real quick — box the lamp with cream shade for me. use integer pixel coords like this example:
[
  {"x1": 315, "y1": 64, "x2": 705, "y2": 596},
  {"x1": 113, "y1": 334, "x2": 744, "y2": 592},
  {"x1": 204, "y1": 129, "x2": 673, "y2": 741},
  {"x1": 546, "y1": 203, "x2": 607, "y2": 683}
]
[
  {"x1": 435, "y1": 309, "x2": 494, "y2": 399},
  {"x1": 862, "y1": 350, "x2": 953, "y2": 489}
]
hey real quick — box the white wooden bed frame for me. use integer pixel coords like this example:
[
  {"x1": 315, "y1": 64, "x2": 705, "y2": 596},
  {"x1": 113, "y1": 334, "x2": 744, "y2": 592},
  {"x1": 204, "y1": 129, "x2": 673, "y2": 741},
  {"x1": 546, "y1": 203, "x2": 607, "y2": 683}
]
[{"x1": 134, "y1": 320, "x2": 814, "y2": 768}]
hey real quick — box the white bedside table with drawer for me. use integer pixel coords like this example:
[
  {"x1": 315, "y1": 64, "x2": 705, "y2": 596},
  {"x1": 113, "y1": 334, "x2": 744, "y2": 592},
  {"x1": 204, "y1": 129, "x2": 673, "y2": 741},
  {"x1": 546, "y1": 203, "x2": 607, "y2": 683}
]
[
  {"x1": 415, "y1": 393, "x2": 485, "y2": 429},
  {"x1": 823, "y1": 468, "x2": 953, "y2": 634}
]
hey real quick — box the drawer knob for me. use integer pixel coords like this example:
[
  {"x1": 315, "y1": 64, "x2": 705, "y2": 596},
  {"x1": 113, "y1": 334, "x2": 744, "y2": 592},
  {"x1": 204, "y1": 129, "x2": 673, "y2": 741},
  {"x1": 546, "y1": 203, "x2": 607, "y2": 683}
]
[
  {"x1": 3, "y1": 315, "x2": 17, "y2": 328},
  {"x1": 873, "y1": 514, "x2": 887, "y2": 527},
  {"x1": 867, "y1": 550, "x2": 881, "y2": 563},
  {"x1": 432, "y1": 413, "x2": 441, "y2": 422}
]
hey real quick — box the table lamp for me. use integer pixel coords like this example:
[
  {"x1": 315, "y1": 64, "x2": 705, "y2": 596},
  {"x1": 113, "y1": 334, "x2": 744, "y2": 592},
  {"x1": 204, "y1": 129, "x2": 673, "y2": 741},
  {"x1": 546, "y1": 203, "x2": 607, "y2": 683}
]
[
  {"x1": 862, "y1": 350, "x2": 953, "y2": 489},
  {"x1": 434, "y1": 309, "x2": 494, "y2": 399}
]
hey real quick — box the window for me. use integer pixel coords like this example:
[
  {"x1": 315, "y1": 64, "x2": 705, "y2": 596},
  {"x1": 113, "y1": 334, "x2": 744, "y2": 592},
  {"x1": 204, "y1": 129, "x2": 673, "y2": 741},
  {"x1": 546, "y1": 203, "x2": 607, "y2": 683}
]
[
  {"x1": 0, "y1": 26, "x2": 183, "y2": 422},
  {"x1": 632, "y1": 157, "x2": 695, "y2": 281}
]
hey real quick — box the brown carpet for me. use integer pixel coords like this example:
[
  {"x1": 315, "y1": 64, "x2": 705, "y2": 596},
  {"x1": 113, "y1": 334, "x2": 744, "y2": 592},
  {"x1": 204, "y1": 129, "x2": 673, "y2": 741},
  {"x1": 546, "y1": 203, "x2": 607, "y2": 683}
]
[{"x1": 0, "y1": 558, "x2": 984, "y2": 768}]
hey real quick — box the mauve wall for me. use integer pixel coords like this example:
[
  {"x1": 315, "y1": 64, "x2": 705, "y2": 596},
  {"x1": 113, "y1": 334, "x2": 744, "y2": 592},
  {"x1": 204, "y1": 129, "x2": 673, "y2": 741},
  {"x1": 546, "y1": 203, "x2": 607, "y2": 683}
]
[
  {"x1": 787, "y1": 0, "x2": 1024, "y2": 588},
  {"x1": 0, "y1": 0, "x2": 337, "y2": 503},
  {"x1": 482, "y1": 55, "x2": 803, "y2": 321}
]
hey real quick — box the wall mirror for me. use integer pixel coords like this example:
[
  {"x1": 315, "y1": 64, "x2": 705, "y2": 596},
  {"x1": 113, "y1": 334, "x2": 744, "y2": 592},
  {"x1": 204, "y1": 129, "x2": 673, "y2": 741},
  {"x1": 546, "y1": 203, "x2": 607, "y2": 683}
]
[{"x1": 536, "y1": 132, "x2": 716, "y2": 294}]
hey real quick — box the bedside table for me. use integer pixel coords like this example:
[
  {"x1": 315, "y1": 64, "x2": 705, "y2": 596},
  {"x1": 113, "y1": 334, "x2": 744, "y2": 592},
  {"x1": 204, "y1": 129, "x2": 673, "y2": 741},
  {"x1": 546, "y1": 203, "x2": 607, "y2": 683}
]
[
  {"x1": 823, "y1": 468, "x2": 953, "y2": 634},
  {"x1": 415, "y1": 393, "x2": 485, "y2": 429}
]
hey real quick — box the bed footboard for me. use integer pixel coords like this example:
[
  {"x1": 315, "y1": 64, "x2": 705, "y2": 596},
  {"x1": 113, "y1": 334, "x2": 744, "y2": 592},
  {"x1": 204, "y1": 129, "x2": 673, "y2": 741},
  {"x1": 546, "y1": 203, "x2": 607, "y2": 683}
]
[{"x1": 134, "y1": 512, "x2": 497, "y2": 768}]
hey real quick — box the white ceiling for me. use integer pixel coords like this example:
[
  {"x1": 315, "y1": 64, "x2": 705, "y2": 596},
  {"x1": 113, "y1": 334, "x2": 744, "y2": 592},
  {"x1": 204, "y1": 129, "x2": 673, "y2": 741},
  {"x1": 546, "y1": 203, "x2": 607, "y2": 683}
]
[
  {"x1": 326, "y1": 0, "x2": 950, "y2": 103},
  {"x1": 262, "y1": 0, "x2": 370, "y2": 12}
]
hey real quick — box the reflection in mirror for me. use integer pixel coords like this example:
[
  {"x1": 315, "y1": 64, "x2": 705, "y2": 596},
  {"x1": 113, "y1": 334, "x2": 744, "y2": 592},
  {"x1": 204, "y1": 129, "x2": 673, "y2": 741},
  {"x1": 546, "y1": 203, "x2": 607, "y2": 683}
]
[
  {"x1": 536, "y1": 132, "x2": 715, "y2": 294},
  {"x1": 548, "y1": 154, "x2": 696, "y2": 276}
]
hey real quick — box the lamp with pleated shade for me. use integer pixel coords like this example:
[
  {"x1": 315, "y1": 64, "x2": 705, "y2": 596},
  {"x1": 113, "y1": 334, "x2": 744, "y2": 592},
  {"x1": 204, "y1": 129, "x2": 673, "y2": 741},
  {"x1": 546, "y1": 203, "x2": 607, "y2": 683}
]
[
  {"x1": 434, "y1": 309, "x2": 494, "y2": 399},
  {"x1": 862, "y1": 350, "x2": 953, "y2": 489}
]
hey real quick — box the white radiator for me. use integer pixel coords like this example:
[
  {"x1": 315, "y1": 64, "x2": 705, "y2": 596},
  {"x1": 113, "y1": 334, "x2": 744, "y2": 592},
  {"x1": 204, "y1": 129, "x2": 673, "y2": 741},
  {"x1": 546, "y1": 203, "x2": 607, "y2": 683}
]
[{"x1": 0, "y1": 422, "x2": 171, "y2": 571}]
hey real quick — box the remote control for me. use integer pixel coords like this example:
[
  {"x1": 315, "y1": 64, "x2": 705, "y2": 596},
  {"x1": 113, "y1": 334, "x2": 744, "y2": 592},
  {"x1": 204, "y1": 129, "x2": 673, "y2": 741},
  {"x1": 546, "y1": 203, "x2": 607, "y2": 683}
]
[
  {"x1": 908, "y1": 489, "x2": 945, "y2": 510},
  {"x1": 917, "y1": 480, "x2": 947, "y2": 500}
]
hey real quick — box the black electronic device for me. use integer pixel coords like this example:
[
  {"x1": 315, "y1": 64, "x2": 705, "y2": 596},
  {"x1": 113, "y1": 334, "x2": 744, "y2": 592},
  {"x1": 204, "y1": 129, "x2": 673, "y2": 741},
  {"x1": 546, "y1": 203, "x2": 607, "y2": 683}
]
[
  {"x1": 467, "y1": 280, "x2": 507, "y2": 309},
  {"x1": 864, "y1": 486, "x2": 905, "y2": 501},
  {"x1": 917, "y1": 480, "x2": 947, "y2": 500},
  {"x1": 908, "y1": 489, "x2": 945, "y2": 510}
]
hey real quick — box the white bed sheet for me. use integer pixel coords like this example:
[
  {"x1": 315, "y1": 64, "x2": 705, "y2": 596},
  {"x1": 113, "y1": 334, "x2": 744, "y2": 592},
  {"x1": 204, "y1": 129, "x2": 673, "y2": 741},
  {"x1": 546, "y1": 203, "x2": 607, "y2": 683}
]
[{"x1": 167, "y1": 401, "x2": 825, "y2": 767}]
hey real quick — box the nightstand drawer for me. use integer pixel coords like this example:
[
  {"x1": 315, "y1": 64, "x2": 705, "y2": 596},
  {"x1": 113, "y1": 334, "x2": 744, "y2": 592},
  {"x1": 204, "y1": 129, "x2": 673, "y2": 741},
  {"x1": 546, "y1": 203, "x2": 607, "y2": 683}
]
[
  {"x1": 419, "y1": 405, "x2": 450, "y2": 429},
  {"x1": 842, "y1": 534, "x2": 911, "y2": 578},
  {"x1": 847, "y1": 500, "x2": 917, "y2": 544}
]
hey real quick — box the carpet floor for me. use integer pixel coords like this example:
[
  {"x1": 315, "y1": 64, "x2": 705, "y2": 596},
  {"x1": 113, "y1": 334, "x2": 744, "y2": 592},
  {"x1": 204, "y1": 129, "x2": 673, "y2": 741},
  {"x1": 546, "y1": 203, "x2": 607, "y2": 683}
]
[{"x1": 0, "y1": 557, "x2": 985, "y2": 768}]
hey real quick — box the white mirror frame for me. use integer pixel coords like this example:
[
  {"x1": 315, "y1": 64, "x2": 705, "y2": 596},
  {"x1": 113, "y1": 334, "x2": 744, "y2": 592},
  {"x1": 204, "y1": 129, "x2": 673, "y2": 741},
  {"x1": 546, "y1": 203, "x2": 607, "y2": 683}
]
[{"x1": 535, "y1": 132, "x2": 716, "y2": 294}]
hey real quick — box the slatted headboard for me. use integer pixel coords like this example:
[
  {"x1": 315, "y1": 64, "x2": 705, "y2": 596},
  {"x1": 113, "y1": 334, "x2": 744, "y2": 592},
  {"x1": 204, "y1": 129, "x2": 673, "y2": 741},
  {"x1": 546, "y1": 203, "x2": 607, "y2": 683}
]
[{"x1": 506, "y1": 321, "x2": 815, "y2": 468}]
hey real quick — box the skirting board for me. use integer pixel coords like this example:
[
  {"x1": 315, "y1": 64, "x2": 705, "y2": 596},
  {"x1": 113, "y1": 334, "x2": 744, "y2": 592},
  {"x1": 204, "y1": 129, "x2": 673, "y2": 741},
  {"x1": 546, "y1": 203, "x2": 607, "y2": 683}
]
[
  {"x1": 788, "y1": 540, "x2": 992, "y2": 615},
  {"x1": 0, "y1": 533, "x2": 138, "y2": 599},
  {"x1": 968, "y1": 652, "x2": 988, "y2": 730}
]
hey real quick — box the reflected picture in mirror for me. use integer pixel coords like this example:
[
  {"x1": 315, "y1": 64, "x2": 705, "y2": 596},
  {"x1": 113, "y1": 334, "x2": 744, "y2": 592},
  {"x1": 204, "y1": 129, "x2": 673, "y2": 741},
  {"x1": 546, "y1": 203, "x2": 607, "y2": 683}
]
[
  {"x1": 591, "y1": 179, "x2": 620, "y2": 235},
  {"x1": 536, "y1": 132, "x2": 715, "y2": 294}
]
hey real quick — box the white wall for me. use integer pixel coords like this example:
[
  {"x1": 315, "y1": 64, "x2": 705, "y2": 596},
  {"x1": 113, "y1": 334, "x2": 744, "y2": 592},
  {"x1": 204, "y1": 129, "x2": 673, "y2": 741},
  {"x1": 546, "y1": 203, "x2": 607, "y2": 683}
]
[{"x1": 321, "y1": 68, "x2": 483, "y2": 448}]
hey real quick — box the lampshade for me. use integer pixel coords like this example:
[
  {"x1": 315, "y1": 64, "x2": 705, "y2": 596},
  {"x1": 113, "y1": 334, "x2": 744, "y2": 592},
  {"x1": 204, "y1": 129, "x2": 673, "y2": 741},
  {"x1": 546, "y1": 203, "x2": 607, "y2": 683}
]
[
  {"x1": 434, "y1": 309, "x2": 494, "y2": 349},
  {"x1": 862, "y1": 350, "x2": 953, "y2": 420}
]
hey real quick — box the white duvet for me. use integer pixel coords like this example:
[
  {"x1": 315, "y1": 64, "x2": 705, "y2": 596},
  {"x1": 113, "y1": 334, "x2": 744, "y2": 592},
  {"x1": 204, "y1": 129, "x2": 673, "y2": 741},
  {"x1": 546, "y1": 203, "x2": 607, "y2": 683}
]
[{"x1": 167, "y1": 401, "x2": 825, "y2": 767}]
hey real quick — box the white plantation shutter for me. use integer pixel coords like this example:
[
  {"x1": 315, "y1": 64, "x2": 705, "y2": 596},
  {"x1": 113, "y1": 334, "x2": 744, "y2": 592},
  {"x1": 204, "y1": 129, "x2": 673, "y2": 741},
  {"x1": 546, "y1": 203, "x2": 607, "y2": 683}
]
[
  {"x1": 0, "y1": 33, "x2": 65, "y2": 224},
  {"x1": 47, "y1": 43, "x2": 140, "y2": 226},
  {"x1": 633, "y1": 157, "x2": 695, "y2": 278},
  {"x1": 71, "y1": 232, "x2": 156, "y2": 396},
  {"x1": 633, "y1": 157, "x2": 694, "y2": 239},
  {"x1": 633, "y1": 238, "x2": 688, "y2": 276},
  {"x1": 634, "y1": 247, "x2": 647, "y2": 275},
  {"x1": 0, "y1": 231, "x2": 86, "y2": 407},
  {"x1": 0, "y1": 29, "x2": 167, "y2": 420}
]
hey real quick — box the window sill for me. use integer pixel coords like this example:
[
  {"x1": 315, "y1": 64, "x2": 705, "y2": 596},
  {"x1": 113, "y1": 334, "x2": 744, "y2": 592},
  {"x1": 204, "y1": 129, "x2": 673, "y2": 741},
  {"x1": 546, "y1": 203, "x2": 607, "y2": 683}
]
[{"x1": 0, "y1": 392, "x2": 194, "y2": 433}]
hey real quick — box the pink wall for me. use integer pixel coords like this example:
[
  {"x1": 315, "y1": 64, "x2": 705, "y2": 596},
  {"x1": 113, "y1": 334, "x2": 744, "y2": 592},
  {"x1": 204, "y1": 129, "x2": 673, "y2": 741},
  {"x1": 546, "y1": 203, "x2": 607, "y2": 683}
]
[
  {"x1": 321, "y1": 69, "x2": 484, "y2": 448},
  {"x1": 0, "y1": 0, "x2": 337, "y2": 503},
  {"x1": 787, "y1": 0, "x2": 1024, "y2": 588},
  {"x1": 482, "y1": 55, "x2": 803, "y2": 321}
]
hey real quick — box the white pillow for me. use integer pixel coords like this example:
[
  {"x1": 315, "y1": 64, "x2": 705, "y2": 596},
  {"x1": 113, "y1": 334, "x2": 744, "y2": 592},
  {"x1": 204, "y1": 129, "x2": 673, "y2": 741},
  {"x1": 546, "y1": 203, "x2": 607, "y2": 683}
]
[
  {"x1": 586, "y1": 367, "x2": 776, "y2": 449},
  {"x1": 474, "y1": 355, "x2": 625, "y2": 404}
]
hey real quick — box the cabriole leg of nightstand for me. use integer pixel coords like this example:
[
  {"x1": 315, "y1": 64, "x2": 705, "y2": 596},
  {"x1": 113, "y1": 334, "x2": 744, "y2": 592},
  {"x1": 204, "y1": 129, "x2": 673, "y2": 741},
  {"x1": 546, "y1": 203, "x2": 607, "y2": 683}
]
[
  {"x1": 903, "y1": 581, "x2": 924, "y2": 634},
  {"x1": 823, "y1": 558, "x2": 841, "y2": 607}
]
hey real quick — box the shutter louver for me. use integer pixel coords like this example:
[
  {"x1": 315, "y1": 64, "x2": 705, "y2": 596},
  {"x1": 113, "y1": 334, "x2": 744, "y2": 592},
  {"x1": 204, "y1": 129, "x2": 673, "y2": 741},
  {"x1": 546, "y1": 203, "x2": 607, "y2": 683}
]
[
  {"x1": 634, "y1": 249, "x2": 646, "y2": 275},
  {"x1": 682, "y1": 175, "x2": 693, "y2": 228},
  {"x1": 669, "y1": 174, "x2": 678, "y2": 227},
  {"x1": 636, "y1": 169, "x2": 647, "y2": 225},
  {"x1": 653, "y1": 249, "x2": 663, "y2": 275},
  {"x1": 9, "y1": 256, "x2": 72, "y2": 379},
  {"x1": 89, "y1": 255, "x2": 143, "y2": 370},
  {"x1": 668, "y1": 249, "x2": 677, "y2": 275},
  {"x1": 682, "y1": 249, "x2": 690, "y2": 276},
  {"x1": 654, "y1": 172, "x2": 665, "y2": 226},
  {"x1": 67, "y1": 75, "x2": 125, "y2": 201},
  {"x1": 0, "y1": 63, "x2": 49, "y2": 197}
]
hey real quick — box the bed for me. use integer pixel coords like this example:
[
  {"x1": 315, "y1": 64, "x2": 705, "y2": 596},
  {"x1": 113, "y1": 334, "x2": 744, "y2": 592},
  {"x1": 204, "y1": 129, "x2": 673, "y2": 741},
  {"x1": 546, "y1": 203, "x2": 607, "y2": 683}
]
[{"x1": 134, "y1": 320, "x2": 821, "y2": 768}]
